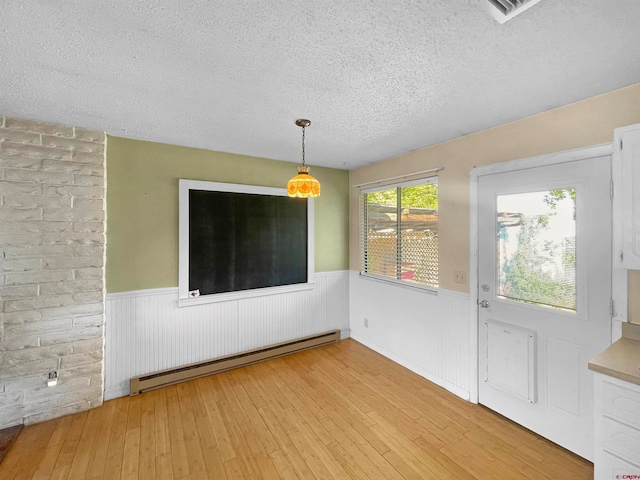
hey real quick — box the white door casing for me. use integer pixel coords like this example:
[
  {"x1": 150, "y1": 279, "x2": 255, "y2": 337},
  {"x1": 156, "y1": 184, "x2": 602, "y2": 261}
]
[{"x1": 471, "y1": 145, "x2": 613, "y2": 461}]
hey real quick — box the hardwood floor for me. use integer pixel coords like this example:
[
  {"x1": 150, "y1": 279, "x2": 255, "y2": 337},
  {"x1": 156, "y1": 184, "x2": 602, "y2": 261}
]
[{"x1": 1, "y1": 339, "x2": 593, "y2": 479}]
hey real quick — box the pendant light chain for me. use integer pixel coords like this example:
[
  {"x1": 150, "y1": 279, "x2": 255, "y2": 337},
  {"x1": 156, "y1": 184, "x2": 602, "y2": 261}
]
[{"x1": 301, "y1": 125, "x2": 306, "y2": 167}]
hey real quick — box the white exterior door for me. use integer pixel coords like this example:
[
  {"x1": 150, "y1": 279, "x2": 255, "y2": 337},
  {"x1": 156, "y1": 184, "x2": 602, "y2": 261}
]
[{"x1": 477, "y1": 155, "x2": 612, "y2": 461}]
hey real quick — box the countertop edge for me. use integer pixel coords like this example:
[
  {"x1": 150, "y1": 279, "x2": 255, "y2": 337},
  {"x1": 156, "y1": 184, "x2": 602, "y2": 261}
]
[{"x1": 588, "y1": 336, "x2": 640, "y2": 387}]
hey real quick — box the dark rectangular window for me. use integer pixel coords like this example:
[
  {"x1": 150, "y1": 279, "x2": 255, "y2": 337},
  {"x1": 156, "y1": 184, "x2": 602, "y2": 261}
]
[
  {"x1": 179, "y1": 179, "x2": 315, "y2": 305},
  {"x1": 189, "y1": 189, "x2": 308, "y2": 296}
]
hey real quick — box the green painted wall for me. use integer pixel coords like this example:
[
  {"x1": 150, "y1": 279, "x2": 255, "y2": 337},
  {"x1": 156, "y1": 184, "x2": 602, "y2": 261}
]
[{"x1": 106, "y1": 136, "x2": 349, "y2": 293}]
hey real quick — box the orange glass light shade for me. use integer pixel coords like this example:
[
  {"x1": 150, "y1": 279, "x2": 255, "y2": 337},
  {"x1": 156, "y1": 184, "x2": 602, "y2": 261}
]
[{"x1": 287, "y1": 166, "x2": 321, "y2": 198}]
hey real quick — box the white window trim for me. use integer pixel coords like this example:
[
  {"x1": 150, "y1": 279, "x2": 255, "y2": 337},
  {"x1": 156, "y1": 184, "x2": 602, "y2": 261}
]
[
  {"x1": 360, "y1": 176, "x2": 438, "y2": 289},
  {"x1": 178, "y1": 179, "x2": 315, "y2": 307}
]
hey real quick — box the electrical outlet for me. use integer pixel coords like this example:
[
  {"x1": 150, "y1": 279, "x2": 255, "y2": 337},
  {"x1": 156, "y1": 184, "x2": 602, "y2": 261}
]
[
  {"x1": 48, "y1": 371, "x2": 58, "y2": 387},
  {"x1": 454, "y1": 270, "x2": 467, "y2": 284},
  {"x1": 364, "y1": 318, "x2": 369, "y2": 328}
]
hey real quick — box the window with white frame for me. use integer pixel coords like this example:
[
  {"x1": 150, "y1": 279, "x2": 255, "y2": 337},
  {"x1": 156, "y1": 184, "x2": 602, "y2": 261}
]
[{"x1": 360, "y1": 177, "x2": 438, "y2": 287}]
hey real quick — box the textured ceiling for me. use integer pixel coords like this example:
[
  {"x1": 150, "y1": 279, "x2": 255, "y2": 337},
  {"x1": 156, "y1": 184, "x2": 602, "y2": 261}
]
[{"x1": 1, "y1": 1, "x2": 640, "y2": 170}]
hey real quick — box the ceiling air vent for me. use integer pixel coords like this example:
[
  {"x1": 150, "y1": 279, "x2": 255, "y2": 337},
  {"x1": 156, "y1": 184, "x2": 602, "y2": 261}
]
[{"x1": 483, "y1": 0, "x2": 543, "y2": 24}]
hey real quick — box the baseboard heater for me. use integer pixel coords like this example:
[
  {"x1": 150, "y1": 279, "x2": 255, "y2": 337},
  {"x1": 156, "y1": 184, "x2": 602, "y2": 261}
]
[{"x1": 129, "y1": 329, "x2": 341, "y2": 396}]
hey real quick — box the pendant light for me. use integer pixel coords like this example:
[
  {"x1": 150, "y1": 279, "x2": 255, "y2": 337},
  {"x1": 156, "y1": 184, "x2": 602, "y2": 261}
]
[{"x1": 287, "y1": 119, "x2": 320, "y2": 198}]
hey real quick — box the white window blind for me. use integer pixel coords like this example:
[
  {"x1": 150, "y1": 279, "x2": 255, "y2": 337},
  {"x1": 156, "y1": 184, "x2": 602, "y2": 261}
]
[{"x1": 360, "y1": 177, "x2": 438, "y2": 287}]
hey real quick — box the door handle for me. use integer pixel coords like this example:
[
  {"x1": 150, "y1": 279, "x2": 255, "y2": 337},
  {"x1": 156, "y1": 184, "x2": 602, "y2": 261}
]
[{"x1": 478, "y1": 300, "x2": 490, "y2": 308}]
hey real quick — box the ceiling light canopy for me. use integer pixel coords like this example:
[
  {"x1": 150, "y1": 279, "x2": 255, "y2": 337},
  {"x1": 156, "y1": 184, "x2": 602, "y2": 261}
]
[{"x1": 287, "y1": 119, "x2": 320, "y2": 198}]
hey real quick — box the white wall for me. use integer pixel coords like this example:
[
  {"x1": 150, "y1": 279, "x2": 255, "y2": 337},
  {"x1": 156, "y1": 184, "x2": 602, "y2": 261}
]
[
  {"x1": 106, "y1": 270, "x2": 473, "y2": 403},
  {"x1": 349, "y1": 271, "x2": 472, "y2": 400},
  {"x1": 105, "y1": 271, "x2": 350, "y2": 399},
  {"x1": 106, "y1": 268, "x2": 473, "y2": 403}
]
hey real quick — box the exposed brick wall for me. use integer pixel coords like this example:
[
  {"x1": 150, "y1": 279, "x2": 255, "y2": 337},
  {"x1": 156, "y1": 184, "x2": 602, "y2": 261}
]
[{"x1": 0, "y1": 115, "x2": 105, "y2": 427}]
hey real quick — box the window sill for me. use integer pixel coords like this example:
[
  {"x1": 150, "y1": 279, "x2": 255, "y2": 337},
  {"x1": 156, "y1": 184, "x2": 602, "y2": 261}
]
[
  {"x1": 359, "y1": 272, "x2": 438, "y2": 295},
  {"x1": 178, "y1": 281, "x2": 316, "y2": 307}
]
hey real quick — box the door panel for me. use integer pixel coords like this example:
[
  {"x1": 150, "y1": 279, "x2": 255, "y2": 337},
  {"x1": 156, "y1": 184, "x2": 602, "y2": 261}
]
[
  {"x1": 546, "y1": 336, "x2": 581, "y2": 415},
  {"x1": 478, "y1": 156, "x2": 612, "y2": 461}
]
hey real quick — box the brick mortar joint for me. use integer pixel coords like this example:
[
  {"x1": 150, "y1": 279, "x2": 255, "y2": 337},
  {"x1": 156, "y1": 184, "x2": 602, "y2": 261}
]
[
  {"x1": 1, "y1": 115, "x2": 105, "y2": 145},
  {"x1": 1, "y1": 143, "x2": 103, "y2": 156},
  {"x1": 41, "y1": 134, "x2": 105, "y2": 146}
]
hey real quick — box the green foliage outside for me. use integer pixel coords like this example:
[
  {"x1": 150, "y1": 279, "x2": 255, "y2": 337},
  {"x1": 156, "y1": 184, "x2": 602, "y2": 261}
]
[
  {"x1": 543, "y1": 188, "x2": 576, "y2": 209},
  {"x1": 366, "y1": 183, "x2": 438, "y2": 209}
]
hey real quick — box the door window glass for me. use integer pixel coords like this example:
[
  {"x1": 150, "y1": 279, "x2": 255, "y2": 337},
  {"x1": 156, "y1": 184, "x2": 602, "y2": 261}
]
[{"x1": 496, "y1": 189, "x2": 576, "y2": 311}]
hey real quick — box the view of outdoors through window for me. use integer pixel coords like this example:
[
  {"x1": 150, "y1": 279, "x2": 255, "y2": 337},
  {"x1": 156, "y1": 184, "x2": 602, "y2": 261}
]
[
  {"x1": 362, "y1": 181, "x2": 438, "y2": 287},
  {"x1": 496, "y1": 188, "x2": 576, "y2": 311}
]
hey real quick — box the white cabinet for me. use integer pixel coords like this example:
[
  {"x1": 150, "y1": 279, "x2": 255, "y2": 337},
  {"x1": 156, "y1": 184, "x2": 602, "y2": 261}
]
[
  {"x1": 614, "y1": 123, "x2": 640, "y2": 269},
  {"x1": 593, "y1": 372, "x2": 640, "y2": 479}
]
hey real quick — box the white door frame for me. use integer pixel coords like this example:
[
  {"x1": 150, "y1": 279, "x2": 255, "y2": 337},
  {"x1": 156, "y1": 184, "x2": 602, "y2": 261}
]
[{"x1": 468, "y1": 142, "x2": 624, "y2": 404}]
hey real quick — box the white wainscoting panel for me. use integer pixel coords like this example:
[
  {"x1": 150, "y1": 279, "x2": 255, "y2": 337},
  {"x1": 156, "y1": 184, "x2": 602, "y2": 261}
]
[
  {"x1": 105, "y1": 271, "x2": 350, "y2": 399},
  {"x1": 350, "y1": 271, "x2": 472, "y2": 400}
]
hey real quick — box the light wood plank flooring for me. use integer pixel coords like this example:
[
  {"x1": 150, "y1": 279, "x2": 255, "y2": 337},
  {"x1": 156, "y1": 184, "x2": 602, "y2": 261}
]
[{"x1": 1, "y1": 339, "x2": 593, "y2": 479}]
